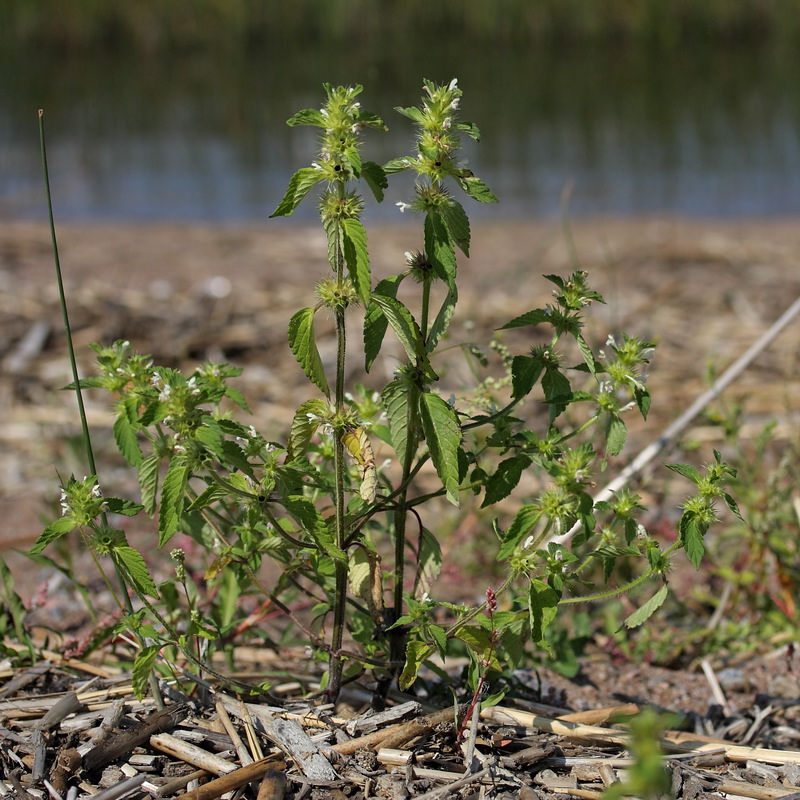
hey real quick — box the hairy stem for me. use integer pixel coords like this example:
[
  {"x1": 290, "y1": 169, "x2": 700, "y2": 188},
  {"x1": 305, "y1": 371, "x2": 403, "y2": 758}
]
[{"x1": 328, "y1": 212, "x2": 349, "y2": 701}]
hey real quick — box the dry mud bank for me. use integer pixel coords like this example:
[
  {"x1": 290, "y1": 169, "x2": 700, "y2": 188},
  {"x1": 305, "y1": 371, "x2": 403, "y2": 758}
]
[{"x1": 2, "y1": 216, "x2": 799, "y2": 562}]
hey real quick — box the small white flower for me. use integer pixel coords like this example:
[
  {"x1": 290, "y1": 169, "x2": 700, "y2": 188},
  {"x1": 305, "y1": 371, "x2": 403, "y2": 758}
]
[
  {"x1": 606, "y1": 333, "x2": 617, "y2": 348},
  {"x1": 159, "y1": 384, "x2": 172, "y2": 402},
  {"x1": 522, "y1": 534, "x2": 535, "y2": 550},
  {"x1": 396, "y1": 202, "x2": 411, "y2": 213},
  {"x1": 91, "y1": 483, "x2": 101, "y2": 498},
  {"x1": 311, "y1": 161, "x2": 322, "y2": 171},
  {"x1": 447, "y1": 78, "x2": 459, "y2": 91},
  {"x1": 248, "y1": 425, "x2": 258, "y2": 438},
  {"x1": 187, "y1": 376, "x2": 199, "y2": 395}
]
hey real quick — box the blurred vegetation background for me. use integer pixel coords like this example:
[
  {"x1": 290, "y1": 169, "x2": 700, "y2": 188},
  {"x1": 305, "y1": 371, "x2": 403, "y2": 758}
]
[{"x1": 4, "y1": 0, "x2": 800, "y2": 51}]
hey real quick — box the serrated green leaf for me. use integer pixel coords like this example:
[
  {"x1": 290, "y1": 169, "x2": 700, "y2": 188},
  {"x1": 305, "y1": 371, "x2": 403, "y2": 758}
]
[
  {"x1": 394, "y1": 105, "x2": 425, "y2": 124},
  {"x1": 482, "y1": 454, "x2": 532, "y2": 508},
  {"x1": 576, "y1": 334, "x2": 599, "y2": 374},
  {"x1": 529, "y1": 578, "x2": 559, "y2": 648},
  {"x1": 158, "y1": 458, "x2": 189, "y2": 548},
  {"x1": 116, "y1": 545, "x2": 158, "y2": 597},
  {"x1": 399, "y1": 640, "x2": 434, "y2": 690},
  {"x1": 194, "y1": 422, "x2": 223, "y2": 459},
  {"x1": 665, "y1": 462, "x2": 701, "y2": 484},
  {"x1": 361, "y1": 160, "x2": 388, "y2": 202},
  {"x1": 287, "y1": 398, "x2": 329, "y2": 460},
  {"x1": 679, "y1": 514, "x2": 705, "y2": 569},
  {"x1": 138, "y1": 453, "x2": 160, "y2": 515},
  {"x1": 270, "y1": 167, "x2": 324, "y2": 218},
  {"x1": 105, "y1": 497, "x2": 144, "y2": 517},
  {"x1": 364, "y1": 275, "x2": 403, "y2": 372},
  {"x1": 382, "y1": 379, "x2": 413, "y2": 467},
  {"x1": 113, "y1": 415, "x2": 142, "y2": 467},
  {"x1": 457, "y1": 626, "x2": 501, "y2": 670},
  {"x1": 342, "y1": 217, "x2": 371, "y2": 305},
  {"x1": 131, "y1": 644, "x2": 160, "y2": 700},
  {"x1": 424, "y1": 211, "x2": 457, "y2": 287},
  {"x1": 426, "y1": 284, "x2": 458, "y2": 353},
  {"x1": 724, "y1": 493, "x2": 744, "y2": 521},
  {"x1": 454, "y1": 120, "x2": 481, "y2": 140},
  {"x1": 285, "y1": 495, "x2": 346, "y2": 562},
  {"x1": 542, "y1": 367, "x2": 571, "y2": 418},
  {"x1": 635, "y1": 386, "x2": 651, "y2": 419},
  {"x1": 344, "y1": 144, "x2": 362, "y2": 177},
  {"x1": 186, "y1": 483, "x2": 226, "y2": 512},
  {"x1": 428, "y1": 624, "x2": 447, "y2": 659},
  {"x1": 497, "y1": 504, "x2": 540, "y2": 561},
  {"x1": 224, "y1": 386, "x2": 251, "y2": 413},
  {"x1": 28, "y1": 516, "x2": 76, "y2": 556},
  {"x1": 382, "y1": 156, "x2": 413, "y2": 174},
  {"x1": 511, "y1": 355, "x2": 544, "y2": 400},
  {"x1": 419, "y1": 392, "x2": 461, "y2": 506},
  {"x1": 288, "y1": 307, "x2": 330, "y2": 397},
  {"x1": 624, "y1": 583, "x2": 669, "y2": 629},
  {"x1": 439, "y1": 200, "x2": 470, "y2": 256},
  {"x1": 286, "y1": 108, "x2": 325, "y2": 127},
  {"x1": 456, "y1": 175, "x2": 498, "y2": 203},
  {"x1": 606, "y1": 415, "x2": 628, "y2": 457},
  {"x1": 499, "y1": 308, "x2": 552, "y2": 330},
  {"x1": 368, "y1": 294, "x2": 436, "y2": 380}
]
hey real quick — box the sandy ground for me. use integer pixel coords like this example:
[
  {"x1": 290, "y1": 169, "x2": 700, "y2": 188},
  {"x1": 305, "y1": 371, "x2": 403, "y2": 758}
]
[{"x1": 2, "y1": 215, "x2": 800, "y2": 588}]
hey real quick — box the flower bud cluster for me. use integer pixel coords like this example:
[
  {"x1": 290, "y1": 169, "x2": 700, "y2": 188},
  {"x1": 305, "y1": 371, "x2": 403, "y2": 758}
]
[
  {"x1": 59, "y1": 475, "x2": 106, "y2": 524},
  {"x1": 91, "y1": 339, "x2": 155, "y2": 395}
]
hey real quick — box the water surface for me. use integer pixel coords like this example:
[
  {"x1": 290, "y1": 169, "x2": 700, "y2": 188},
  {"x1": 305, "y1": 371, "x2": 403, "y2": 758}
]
[{"x1": 3, "y1": 36, "x2": 800, "y2": 223}]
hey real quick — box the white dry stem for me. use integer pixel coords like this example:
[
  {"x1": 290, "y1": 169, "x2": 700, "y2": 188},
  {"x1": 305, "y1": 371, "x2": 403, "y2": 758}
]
[{"x1": 555, "y1": 292, "x2": 800, "y2": 547}]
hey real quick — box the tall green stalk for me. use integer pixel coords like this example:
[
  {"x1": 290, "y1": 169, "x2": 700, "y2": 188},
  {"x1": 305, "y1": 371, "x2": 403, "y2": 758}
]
[
  {"x1": 39, "y1": 109, "x2": 163, "y2": 709},
  {"x1": 328, "y1": 199, "x2": 349, "y2": 700}
]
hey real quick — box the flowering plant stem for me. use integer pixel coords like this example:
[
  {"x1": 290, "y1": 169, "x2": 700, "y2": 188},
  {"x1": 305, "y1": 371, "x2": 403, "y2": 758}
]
[{"x1": 30, "y1": 79, "x2": 740, "y2": 708}]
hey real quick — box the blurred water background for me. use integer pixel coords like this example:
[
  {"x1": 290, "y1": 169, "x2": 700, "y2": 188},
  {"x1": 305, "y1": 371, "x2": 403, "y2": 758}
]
[{"x1": 3, "y1": 0, "x2": 800, "y2": 224}]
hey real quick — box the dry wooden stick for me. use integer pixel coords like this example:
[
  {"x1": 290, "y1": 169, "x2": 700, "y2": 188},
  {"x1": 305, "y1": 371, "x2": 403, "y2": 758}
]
[
  {"x1": 378, "y1": 704, "x2": 461, "y2": 751},
  {"x1": 81, "y1": 703, "x2": 189, "y2": 774},
  {"x1": 412, "y1": 763, "x2": 497, "y2": 800},
  {"x1": 150, "y1": 732, "x2": 238, "y2": 775},
  {"x1": 171, "y1": 755, "x2": 288, "y2": 800},
  {"x1": 484, "y1": 705, "x2": 800, "y2": 766},
  {"x1": 215, "y1": 699, "x2": 253, "y2": 766},
  {"x1": 557, "y1": 703, "x2": 641, "y2": 726},
  {"x1": 714, "y1": 779, "x2": 800, "y2": 800},
  {"x1": 256, "y1": 769, "x2": 288, "y2": 800}
]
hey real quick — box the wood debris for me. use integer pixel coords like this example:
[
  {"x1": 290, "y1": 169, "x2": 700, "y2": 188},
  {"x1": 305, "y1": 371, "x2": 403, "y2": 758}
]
[{"x1": 1, "y1": 654, "x2": 800, "y2": 799}]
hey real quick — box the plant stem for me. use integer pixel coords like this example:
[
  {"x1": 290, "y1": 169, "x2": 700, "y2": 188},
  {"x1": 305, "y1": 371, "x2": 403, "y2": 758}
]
[
  {"x1": 388, "y1": 384, "x2": 420, "y2": 679},
  {"x1": 328, "y1": 212, "x2": 349, "y2": 701}
]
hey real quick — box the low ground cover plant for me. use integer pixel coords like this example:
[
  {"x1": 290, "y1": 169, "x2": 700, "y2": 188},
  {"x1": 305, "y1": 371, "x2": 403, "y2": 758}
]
[{"x1": 27, "y1": 79, "x2": 739, "y2": 705}]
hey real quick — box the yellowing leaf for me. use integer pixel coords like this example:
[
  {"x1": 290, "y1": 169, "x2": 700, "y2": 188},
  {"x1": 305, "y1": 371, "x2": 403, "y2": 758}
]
[{"x1": 342, "y1": 426, "x2": 377, "y2": 503}]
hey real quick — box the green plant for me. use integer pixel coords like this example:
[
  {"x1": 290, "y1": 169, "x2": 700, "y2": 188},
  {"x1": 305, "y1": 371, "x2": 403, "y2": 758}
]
[{"x1": 29, "y1": 79, "x2": 738, "y2": 705}]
